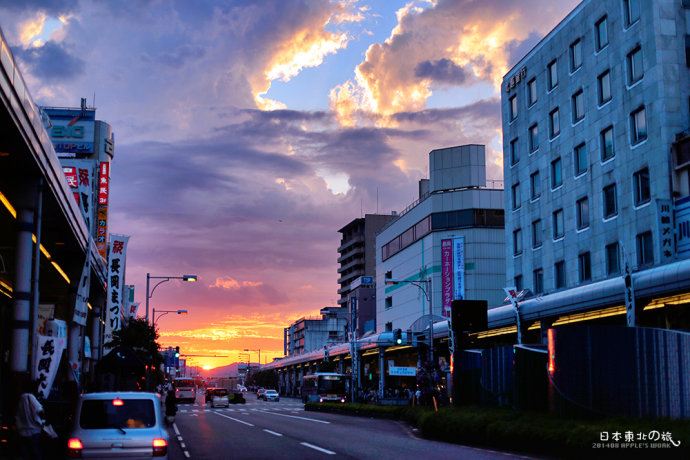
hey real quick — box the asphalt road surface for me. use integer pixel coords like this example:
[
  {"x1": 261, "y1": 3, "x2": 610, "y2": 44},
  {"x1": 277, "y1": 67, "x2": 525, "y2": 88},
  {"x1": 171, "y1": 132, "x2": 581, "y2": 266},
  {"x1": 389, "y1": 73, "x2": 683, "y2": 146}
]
[{"x1": 166, "y1": 393, "x2": 535, "y2": 460}]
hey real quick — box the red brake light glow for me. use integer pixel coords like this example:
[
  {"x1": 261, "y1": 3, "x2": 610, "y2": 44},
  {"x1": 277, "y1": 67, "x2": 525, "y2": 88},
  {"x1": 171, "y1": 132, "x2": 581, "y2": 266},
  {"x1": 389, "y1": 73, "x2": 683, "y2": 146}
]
[
  {"x1": 153, "y1": 438, "x2": 167, "y2": 448},
  {"x1": 112, "y1": 398, "x2": 124, "y2": 406},
  {"x1": 68, "y1": 438, "x2": 83, "y2": 449},
  {"x1": 152, "y1": 438, "x2": 168, "y2": 457}
]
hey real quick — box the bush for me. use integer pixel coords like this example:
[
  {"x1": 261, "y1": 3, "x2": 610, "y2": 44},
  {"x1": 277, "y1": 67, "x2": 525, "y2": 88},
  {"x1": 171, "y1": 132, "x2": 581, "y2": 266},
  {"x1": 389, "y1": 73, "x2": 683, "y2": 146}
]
[{"x1": 305, "y1": 402, "x2": 429, "y2": 424}]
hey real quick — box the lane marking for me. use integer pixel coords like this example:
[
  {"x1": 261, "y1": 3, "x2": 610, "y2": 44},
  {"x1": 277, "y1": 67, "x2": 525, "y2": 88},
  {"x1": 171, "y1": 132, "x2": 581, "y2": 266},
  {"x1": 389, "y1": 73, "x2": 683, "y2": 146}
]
[
  {"x1": 257, "y1": 411, "x2": 330, "y2": 424},
  {"x1": 192, "y1": 409, "x2": 199, "y2": 413},
  {"x1": 180, "y1": 442, "x2": 186, "y2": 449},
  {"x1": 212, "y1": 411, "x2": 255, "y2": 427},
  {"x1": 263, "y1": 429, "x2": 283, "y2": 437},
  {"x1": 172, "y1": 423, "x2": 181, "y2": 436},
  {"x1": 177, "y1": 436, "x2": 183, "y2": 442},
  {"x1": 300, "y1": 442, "x2": 335, "y2": 455},
  {"x1": 184, "y1": 451, "x2": 190, "y2": 458}
]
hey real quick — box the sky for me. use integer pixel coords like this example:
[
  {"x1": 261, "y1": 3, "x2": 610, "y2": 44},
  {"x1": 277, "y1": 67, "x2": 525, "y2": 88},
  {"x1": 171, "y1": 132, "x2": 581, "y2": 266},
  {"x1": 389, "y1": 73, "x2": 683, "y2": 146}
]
[{"x1": 0, "y1": 0, "x2": 579, "y2": 371}]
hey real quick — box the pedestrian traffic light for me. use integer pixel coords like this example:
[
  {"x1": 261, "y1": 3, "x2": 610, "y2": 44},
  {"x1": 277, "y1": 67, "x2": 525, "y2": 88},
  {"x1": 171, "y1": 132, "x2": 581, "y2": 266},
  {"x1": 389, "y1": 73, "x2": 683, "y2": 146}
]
[
  {"x1": 174, "y1": 346, "x2": 180, "y2": 358},
  {"x1": 393, "y1": 329, "x2": 403, "y2": 345}
]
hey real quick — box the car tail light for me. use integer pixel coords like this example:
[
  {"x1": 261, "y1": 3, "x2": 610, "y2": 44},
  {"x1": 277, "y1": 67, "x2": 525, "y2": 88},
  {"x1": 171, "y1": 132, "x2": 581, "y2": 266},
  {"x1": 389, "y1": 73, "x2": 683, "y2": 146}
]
[
  {"x1": 112, "y1": 398, "x2": 124, "y2": 406},
  {"x1": 67, "y1": 438, "x2": 83, "y2": 458},
  {"x1": 152, "y1": 438, "x2": 168, "y2": 456}
]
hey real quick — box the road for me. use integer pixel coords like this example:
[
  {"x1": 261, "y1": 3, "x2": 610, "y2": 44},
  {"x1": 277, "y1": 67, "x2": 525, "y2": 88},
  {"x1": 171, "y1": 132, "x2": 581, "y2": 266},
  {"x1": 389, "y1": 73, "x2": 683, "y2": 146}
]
[{"x1": 166, "y1": 393, "x2": 534, "y2": 459}]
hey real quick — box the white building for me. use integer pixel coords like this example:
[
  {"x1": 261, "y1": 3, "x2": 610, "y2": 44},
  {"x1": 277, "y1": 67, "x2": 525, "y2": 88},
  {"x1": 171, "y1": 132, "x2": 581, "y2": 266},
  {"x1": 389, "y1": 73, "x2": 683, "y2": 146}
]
[{"x1": 375, "y1": 145, "x2": 505, "y2": 332}]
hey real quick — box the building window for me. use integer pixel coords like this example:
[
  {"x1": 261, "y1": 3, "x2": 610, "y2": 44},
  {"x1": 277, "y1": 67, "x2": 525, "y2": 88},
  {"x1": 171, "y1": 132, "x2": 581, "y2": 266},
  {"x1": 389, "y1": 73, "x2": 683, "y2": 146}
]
[
  {"x1": 554, "y1": 260, "x2": 566, "y2": 289},
  {"x1": 385, "y1": 296, "x2": 393, "y2": 310},
  {"x1": 595, "y1": 15, "x2": 608, "y2": 51},
  {"x1": 600, "y1": 126, "x2": 614, "y2": 161},
  {"x1": 603, "y1": 183, "x2": 618, "y2": 218},
  {"x1": 512, "y1": 182, "x2": 521, "y2": 210},
  {"x1": 574, "y1": 142, "x2": 588, "y2": 176},
  {"x1": 631, "y1": 106, "x2": 647, "y2": 144},
  {"x1": 576, "y1": 196, "x2": 589, "y2": 230},
  {"x1": 627, "y1": 45, "x2": 643, "y2": 84},
  {"x1": 633, "y1": 167, "x2": 651, "y2": 206},
  {"x1": 385, "y1": 321, "x2": 393, "y2": 332},
  {"x1": 606, "y1": 242, "x2": 620, "y2": 275},
  {"x1": 529, "y1": 123, "x2": 539, "y2": 152},
  {"x1": 513, "y1": 228, "x2": 522, "y2": 255},
  {"x1": 532, "y1": 219, "x2": 542, "y2": 248},
  {"x1": 510, "y1": 95, "x2": 518, "y2": 121},
  {"x1": 624, "y1": 0, "x2": 640, "y2": 27},
  {"x1": 551, "y1": 157, "x2": 562, "y2": 189},
  {"x1": 385, "y1": 270, "x2": 393, "y2": 280},
  {"x1": 510, "y1": 137, "x2": 519, "y2": 166},
  {"x1": 553, "y1": 208, "x2": 564, "y2": 239},
  {"x1": 636, "y1": 230, "x2": 653, "y2": 267},
  {"x1": 578, "y1": 252, "x2": 592, "y2": 282},
  {"x1": 572, "y1": 89, "x2": 584, "y2": 123},
  {"x1": 533, "y1": 268, "x2": 544, "y2": 294},
  {"x1": 570, "y1": 38, "x2": 582, "y2": 72},
  {"x1": 598, "y1": 70, "x2": 611, "y2": 105},
  {"x1": 527, "y1": 78, "x2": 537, "y2": 106},
  {"x1": 514, "y1": 275, "x2": 523, "y2": 291},
  {"x1": 530, "y1": 170, "x2": 541, "y2": 200},
  {"x1": 549, "y1": 107, "x2": 560, "y2": 139},
  {"x1": 547, "y1": 59, "x2": 558, "y2": 90},
  {"x1": 686, "y1": 35, "x2": 690, "y2": 67}
]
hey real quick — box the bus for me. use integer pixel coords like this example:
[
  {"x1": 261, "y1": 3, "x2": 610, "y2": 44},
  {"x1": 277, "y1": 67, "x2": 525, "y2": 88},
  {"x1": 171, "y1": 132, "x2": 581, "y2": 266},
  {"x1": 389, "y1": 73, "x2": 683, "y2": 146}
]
[
  {"x1": 301, "y1": 373, "x2": 349, "y2": 403},
  {"x1": 173, "y1": 377, "x2": 197, "y2": 403}
]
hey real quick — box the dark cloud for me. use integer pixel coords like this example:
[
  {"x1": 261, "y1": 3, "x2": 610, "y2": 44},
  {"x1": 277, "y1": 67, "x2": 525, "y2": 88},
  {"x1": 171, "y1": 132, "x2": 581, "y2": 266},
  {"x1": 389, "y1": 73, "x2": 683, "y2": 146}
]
[
  {"x1": 414, "y1": 58, "x2": 467, "y2": 85},
  {"x1": 142, "y1": 44, "x2": 206, "y2": 69},
  {"x1": 392, "y1": 99, "x2": 500, "y2": 124},
  {"x1": 239, "y1": 109, "x2": 330, "y2": 123},
  {"x1": 506, "y1": 31, "x2": 543, "y2": 69},
  {"x1": 13, "y1": 41, "x2": 85, "y2": 81},
  {"x1": 0, "y1": 0, "x2": 76, "y2": 14}
]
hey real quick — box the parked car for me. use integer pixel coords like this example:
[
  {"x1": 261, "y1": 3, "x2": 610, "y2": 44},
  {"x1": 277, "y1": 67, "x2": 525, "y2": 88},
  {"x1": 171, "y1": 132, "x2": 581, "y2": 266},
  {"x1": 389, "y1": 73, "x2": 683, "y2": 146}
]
[
  {"x1": 211, "y1": 389, "x2": 230, "y2": 408},
  {"x1": 67, "y1": 392, "x2": 169, "y2": 459},
  {"x1": 256, "y1": 388, "x2": 266, "y2": 399},
  {"x1": 264, "y1": 390, "x2": 280, "y2": 402},
  {"x1": 205, "y1": 387, "x2": 218, "y2": 403}
]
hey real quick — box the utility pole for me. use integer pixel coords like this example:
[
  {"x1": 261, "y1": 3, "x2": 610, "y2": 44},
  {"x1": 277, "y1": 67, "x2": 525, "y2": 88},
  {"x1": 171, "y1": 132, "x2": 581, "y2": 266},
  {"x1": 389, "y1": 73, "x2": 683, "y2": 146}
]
[{"x1": 349, "y1": 296, "x2": 359, "y2": 402}]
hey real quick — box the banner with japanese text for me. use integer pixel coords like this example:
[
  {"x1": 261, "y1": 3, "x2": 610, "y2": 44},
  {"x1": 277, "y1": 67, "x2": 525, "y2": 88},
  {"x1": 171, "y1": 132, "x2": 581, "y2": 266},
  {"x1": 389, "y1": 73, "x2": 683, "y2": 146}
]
[
  {"x1": 32, "y1": 334, "x2": 67, "y2": 399},
  {"x1": 96, "y1": 162, "x2": 110, "y2": 259},
  {"x1": 127, "y1": 302, "x2": 140, "y2": 320},
  {"x1": 441, "y1": 239, "x2": 453, "y2": 318},
  {"x1": 61, "y1": 159, "x2": 96, "y2": 235},
  {"x1": 103, "y1": 234, "x2": 129, "y2": 353},
  {"x1": 72, "y1": 251, "x2": 91, "y2": 326},
  {"x1": 452, "y1": 236, "x2": 465, "y2": 301}
]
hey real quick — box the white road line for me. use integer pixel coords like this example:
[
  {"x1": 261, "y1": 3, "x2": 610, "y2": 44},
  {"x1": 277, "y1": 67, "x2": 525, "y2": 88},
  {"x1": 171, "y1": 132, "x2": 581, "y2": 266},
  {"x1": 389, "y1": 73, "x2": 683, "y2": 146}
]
[
  {"x1": 212, "y1": 411, "x2": 255, "y2": 427},
  {"x1": 180, "y1": 442, "x2": 186, "y2": 449},
  {"x1": 184, "y1": 451, "x2": 190, "y2": 458},
  {"x1": 177, "y1": 436, "x2": 183, "y2": 442},
  {"x1": 263, "y1": 429, "x2": 283, "y2": 437},
  {"x1": 192, "y1": 409, "x2": 199, "y2": 413},
  {"x1": 300, "y1": 442, "x2": 335, "y2": 455},
  {"x1": 258, "y1": 411, "x2": 331, "y2": 424},
  {"x1": 173, "y1": 423, "x2": 181, "y2": 436}
]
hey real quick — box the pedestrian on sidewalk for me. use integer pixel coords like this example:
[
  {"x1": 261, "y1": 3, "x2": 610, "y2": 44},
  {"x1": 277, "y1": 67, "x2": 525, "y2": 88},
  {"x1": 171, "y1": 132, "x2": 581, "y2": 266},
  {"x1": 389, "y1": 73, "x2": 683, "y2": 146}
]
[{"x1": 15, "y1": 379, "x2": 45, "y2": 460}]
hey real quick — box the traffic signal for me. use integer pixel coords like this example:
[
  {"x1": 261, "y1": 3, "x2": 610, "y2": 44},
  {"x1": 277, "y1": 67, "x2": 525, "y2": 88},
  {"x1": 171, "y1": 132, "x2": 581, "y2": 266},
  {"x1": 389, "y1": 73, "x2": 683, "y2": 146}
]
[
  {"x1": 393, "y1": 329, "x2": 402, "y2": 345},
  {"x1": 174, "y1": 346, "x2": 180, "y2": 358}
]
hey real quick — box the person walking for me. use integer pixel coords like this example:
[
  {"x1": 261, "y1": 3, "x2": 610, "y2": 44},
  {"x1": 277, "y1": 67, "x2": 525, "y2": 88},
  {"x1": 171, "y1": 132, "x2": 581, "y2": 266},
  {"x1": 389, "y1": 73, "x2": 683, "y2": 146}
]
[
  {"x1": 15, "y1": 380, "x2": 45, "y2": 460},
  {"x1": 164, "y1": 386, "x2": 177, "y2": 424}
]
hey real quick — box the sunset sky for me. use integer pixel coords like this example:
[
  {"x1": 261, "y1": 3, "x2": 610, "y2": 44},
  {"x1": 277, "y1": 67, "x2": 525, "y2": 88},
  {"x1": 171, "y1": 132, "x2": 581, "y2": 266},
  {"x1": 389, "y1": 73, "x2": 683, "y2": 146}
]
[{"x1": 0, "y1": 0, "x2": 579, "y2": 370}]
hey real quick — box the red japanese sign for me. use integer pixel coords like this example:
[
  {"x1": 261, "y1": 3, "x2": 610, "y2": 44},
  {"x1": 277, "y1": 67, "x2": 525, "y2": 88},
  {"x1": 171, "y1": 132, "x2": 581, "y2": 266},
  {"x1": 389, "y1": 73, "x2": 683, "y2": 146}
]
[
  {"x1": 98, "y1": 161, "x2": 109, "y2": 206},
  {"x1": 63, "y1": 167, "x2": 78, "y2": 188}
]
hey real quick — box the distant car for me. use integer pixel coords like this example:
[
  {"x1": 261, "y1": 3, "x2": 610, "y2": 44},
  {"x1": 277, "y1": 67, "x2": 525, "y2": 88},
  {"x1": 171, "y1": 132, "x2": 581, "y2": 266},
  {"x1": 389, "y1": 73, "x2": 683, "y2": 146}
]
[
  {"x1": 67, "y1": 392, "x2": 169, "y2": 459},
  {"x1": 205, "y1": 387, "x2": 218, "y2": 404},
  {"x1": 210, "y1": 389, "x2": 230, "y2": 408},
  {"x1": 256, "y1": 388, "x2": 266, "y2": 399},
  {"x1": 236, "y1": 385, "x2": 247, "y2": 392},
  {"x1": 264, "y1": 390, "x2": 279, "y2": 402}
]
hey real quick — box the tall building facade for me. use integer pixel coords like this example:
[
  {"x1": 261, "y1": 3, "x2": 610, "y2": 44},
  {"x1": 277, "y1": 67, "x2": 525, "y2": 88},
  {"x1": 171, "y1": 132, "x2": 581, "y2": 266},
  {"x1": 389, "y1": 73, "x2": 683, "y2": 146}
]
[
  {"x1": 283, "y1": 307, "x2": 348, "y2": 356},
  {"x1": 502, "y1": 0, "x2": 690, "y2": 301},
  {"x1": 376, "y1": 145, "x2": 505, "y2": 333},
  {"x1": 337, "y1": 214, "x2": 396, "y2": 306}
]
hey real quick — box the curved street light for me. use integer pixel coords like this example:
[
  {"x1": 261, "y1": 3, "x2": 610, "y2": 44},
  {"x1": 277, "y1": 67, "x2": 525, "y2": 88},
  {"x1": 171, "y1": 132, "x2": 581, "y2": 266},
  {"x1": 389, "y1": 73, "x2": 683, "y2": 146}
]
[
  {"x1": 146, "y1": 273, "x2": 198, "y2": 323},
  {"x1": 153, "y1": 308, "x2": 188, "y2": 327}
]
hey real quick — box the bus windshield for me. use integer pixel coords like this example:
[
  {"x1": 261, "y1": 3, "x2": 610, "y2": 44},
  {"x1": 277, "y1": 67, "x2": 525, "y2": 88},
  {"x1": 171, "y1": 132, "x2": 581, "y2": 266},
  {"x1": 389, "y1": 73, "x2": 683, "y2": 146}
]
[
  {"x1": 174, "y1": 379, "x2": 194, "y2": 388},
  {"x1": 318, "y1": 376, "x2": 346, "y2": 394}
]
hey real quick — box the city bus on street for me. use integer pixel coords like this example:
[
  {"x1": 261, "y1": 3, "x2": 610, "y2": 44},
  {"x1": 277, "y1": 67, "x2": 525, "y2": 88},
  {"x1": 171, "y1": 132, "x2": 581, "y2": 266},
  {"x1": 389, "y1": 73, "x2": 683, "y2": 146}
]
[
  {"x1": 301, "y1": 372, "x2": 349, "y2": 403},
  {"x1": 173, "y1": 377, "x2": 197, "y2": 403}
]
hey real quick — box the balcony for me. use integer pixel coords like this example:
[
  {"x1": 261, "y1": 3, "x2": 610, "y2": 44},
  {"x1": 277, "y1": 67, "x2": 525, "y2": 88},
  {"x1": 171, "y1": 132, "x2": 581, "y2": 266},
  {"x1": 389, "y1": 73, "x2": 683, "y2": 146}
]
[
  {"x1": 337, "y1": 256, "x2": 364, "y2": 274},
  {"x1": 337, "y1": 234, "x2": 364, "y2": 253}
]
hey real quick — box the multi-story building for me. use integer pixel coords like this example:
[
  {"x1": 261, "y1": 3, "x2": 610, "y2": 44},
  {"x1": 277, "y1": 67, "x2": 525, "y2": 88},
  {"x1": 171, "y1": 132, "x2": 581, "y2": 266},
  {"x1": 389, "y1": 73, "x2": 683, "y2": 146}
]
[
  {"x1": 337, "y1": 214, "x2": 396, "y2": 306},
  {"x1": 502, "y1": 0, "x2": 690, "y2": 316},
  {"x1": 375, "y1": 144, "x2": 505, "y2": 332},
  {"x1": 283, "y1": 306, "x2": 348, "y2": 356}
]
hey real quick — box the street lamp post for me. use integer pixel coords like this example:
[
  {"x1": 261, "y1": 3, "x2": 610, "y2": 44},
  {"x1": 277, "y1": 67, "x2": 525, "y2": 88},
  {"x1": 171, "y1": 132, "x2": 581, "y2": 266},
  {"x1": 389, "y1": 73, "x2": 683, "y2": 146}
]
[
  {"x1": 243, "y1": 348, "x2": 261, "y2": 368},
  {"x1": 152, "y1": 308, "x2": 188, "y2": 327},
  {"x1": 385, "y1": 277, "x2": 434, "y2": 367},
  {"x1": 145, "y1": 273, "x2": 197, "y2": 323}
]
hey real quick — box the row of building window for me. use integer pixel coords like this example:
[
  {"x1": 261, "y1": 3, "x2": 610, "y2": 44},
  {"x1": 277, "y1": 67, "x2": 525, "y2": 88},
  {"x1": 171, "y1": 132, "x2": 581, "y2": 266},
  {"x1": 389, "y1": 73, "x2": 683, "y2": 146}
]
[
  {"x1": 512, "y1": 167, "x2": 650, "y2": 254},
  {"x1": 514, "y1": 230, "x2": 653, "y2": 295}
]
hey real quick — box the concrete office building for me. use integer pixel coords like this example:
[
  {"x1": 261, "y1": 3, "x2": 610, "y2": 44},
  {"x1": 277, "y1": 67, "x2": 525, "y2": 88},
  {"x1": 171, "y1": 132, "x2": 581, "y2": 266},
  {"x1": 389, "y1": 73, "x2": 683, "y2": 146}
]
[
  {"x1": 283, "y1": 306, "x2": 349, "y2": 356},
  {"x1": 376, "y1": 145, "x2": 505, "y2": 333},
  {"x1": 502, "y1": 0, "x2": 690, "y2": 313},
  {"x1": 337, "y1": 214, "x2": 396, "y2": 306}
]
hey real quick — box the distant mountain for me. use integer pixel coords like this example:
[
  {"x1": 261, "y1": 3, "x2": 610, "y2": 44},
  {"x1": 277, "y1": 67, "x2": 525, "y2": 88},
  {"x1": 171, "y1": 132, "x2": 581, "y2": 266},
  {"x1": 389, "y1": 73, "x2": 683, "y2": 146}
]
[{"x1": 202, "y1": 362, "x2": 259, "y2": 378}]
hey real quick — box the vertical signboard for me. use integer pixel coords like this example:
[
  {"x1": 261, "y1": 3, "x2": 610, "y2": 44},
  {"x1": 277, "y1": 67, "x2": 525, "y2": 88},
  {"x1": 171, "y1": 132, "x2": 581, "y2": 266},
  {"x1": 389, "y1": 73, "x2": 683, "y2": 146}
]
[
  {"x1": 103, "y1": 234, "x2": 129, "y2": 353},
  {"x1": 441, "y1": 239, "x2": 453, "y2": 317},
  {"x1": 61, "y1": 160, "x2": 96, "y2": 234},
  {"x1": 657, "y1": 199, "x2": 674, "y2": 263},
  {"x1": 72, "y1": 253, "x2": 91, "y2": 326},
  {"x1": 676, "y1": 196, "x2": 690, "y2": 258},
  {"x1": 32, "y1": 335, "x2": 67, "y2": 398},
  {"x1": 452, "y1": 236, "x2": 465, "y2": 301},
  {"x1": 96, "y1": 162, "x2": 110, "y2": 259}
]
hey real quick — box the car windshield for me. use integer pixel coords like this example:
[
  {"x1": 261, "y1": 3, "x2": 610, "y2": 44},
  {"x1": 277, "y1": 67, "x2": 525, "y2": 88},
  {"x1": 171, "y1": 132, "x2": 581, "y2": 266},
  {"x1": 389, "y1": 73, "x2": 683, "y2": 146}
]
[
  {"x1": 214, "y1": 389, "x2": 229, "y2": 396},
  {"x1": 80, "y1": 399, "x2": 155, "y2": 429},
  {"x1": 266, "y1": 390, "x2": 277, "y2": 395}
]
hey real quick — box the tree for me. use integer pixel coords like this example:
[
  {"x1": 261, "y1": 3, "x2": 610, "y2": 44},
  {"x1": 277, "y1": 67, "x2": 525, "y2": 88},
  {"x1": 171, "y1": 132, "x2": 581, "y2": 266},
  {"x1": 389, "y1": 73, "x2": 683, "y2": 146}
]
[{"x1": 104, "y1": 318, "x2": 164, "y2": 387}]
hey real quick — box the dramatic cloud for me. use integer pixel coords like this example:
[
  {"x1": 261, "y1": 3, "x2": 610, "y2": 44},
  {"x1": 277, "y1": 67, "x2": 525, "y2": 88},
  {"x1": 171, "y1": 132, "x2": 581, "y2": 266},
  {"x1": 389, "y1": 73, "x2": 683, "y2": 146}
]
[
  {"x1": 13, "y1": 40, "x2": 85, "y2": 81},
  {"x1": 210, "y1": 277, "x2": 264, "y2": 290},
  {"x1": 414, "y1": 58, "x2": 468, "y2": 85},
  {"x1": 0, "y1": 0, "x2": 76, "y2": 15}
]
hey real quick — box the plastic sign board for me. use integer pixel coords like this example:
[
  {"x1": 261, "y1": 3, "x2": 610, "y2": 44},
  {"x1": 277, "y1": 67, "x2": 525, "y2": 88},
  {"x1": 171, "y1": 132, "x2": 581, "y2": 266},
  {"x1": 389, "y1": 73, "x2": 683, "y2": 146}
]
[{"x1": 388, "y1": 366, "x2": 416, "y2": 376}]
